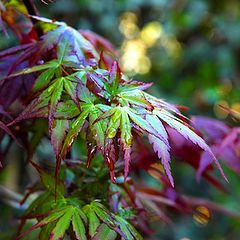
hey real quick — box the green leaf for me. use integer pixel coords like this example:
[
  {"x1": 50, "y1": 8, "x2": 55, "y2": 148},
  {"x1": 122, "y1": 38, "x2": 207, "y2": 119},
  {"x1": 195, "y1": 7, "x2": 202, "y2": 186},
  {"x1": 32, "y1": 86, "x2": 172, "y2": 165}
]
[
  {"x1": 107, "y1": 109, "x2": 121, "y2": 138},
  {"x1": 32, "y1": 68, "x2": 56, "y2": 94},
  {"x1": 23, "y1": 192, "x2": 52, "y2": 217},
  {"x1": 64, "y1": 77, "x2": 78, "y2": 103},
  {"x1": 89, "y1": 106, "x2": 107, "y2": 149},
  {"x1": 55, "y1": 100, "x2": 80, "y2": 119},
  {"x1": 29, "y1": 160, "x2": 65, "y2": 197},
  {"x1": 119, "y1": 107, "x2": 132, "y2": 179},
  {"x1": 51, "y1": 119, "x2": 69, "y2": 157},
  {"x1": 58, "y1": 106, "x2": 91, "y2": 161},
  {"x1": 17, "y1": 212, "x2": 61, "y2": 240},
  {"x1": 115, "y1": 215, "x2": 143, "y2": 240},
  {"x1": 127, "y1": 108, "x2": 161, "y2": 139},
  {"x1": 92, "y1": 224, "x2": 117, "y2": 240},
  {"x1": 119, "y1": 90, "x2": 150, "y2": 108},
  {"x1": 96, "y1": 104, "x2": 112, "y2": 112},
  {"x1": 57, "y1": 35, "x2": 71, "y2": 63},
  {"x1": 39, "y1": 222, "x2": 55, "y2": 240},
  {"x1": 39, "y1": 208, "x2": 67, "y2": 225},
  {"x1": 83, "y1": 205, "x2": 100, "y2": 237},
  {"x1": 50, "y1": 207, "x2": 74, "y2": 240},
  {"x1": 91, "y1": 201, "x2": 116, "y2": 228},
  {"x1": 120, "y1": 108, "x2": 132, "y2": 146},
  {"x1": 77, "y1": 208, "x2": 88, "y2": 225},
  {"x1": 10, "y1": 60, "x2": 60, "y2": 78},
  {"x1": 96, "y1": 107, "x2": 133, "y2": 179},
  {"x1": 91, "y1": 202, "x2": 115, "y2": 228},
  {"x1": 72, "y1": 211, "x2": 87, "y2": 240},
  {"x1": 77, "y1": 83, "x2": 95, "y2": 103},
  {"x1": 109, "y1": 61, "x2": 122, "y2": 95},
  {"x1": 48, "y1": 78, "x2": 64, "y2": 130},
  {"x1": 40, "y1": 171, "x2": 65, "y2": 197}
]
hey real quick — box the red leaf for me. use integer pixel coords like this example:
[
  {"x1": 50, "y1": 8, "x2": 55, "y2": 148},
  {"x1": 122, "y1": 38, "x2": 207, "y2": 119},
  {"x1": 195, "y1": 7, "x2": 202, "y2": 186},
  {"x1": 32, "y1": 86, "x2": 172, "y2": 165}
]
[
  {"x1": 109, "y1": 61, "x2": 122, "y2": 85},
  {"x1": 123, "y1": 146, "x2": 131, "y2": 180}
]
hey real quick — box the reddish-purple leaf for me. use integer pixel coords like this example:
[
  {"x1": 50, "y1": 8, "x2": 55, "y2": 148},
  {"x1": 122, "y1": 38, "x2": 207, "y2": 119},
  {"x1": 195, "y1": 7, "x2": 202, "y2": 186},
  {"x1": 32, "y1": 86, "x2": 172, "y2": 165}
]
[
  {"x1": 98, "y1": 51, "x2": 109, "y2": 69},
  {"x1": 218, "y1": 128, "x2": 240, "y2": 174},
  {"x1": 148, "y1": 134, "x2": 173, "y2": 187},
  {"x1": 197, "y1": 151, "x2": 214, "y2": 181},
  {"x1": 8, "y1": 95, "x2": 50, "y2": 126},
  {"x1": 104, "y1": 138, "x2": 119, "y2": 182},
  {"x1": 154, "y1": 109, "x2": 228, "y2": 182},
  {"x1": 86, "y1": 127, "x2": 97, "y2": 168},
  {"x1": 123, "y1": 146, "x2": 131, "y2": 180},
  {"x1": 191, "y1": 116, "x2": 230, "y2": 144},
  {"x1": 109, "y1": 61, "x2": 121, "y2": 85},
  {"x1": 86, "y1": 72, "x2": 107, "y2": 99},
  {"x1": 121, "y1": 80, "x2": 153, "y2": 91},
  {"x1": 79, "y1": 30, "x2": 115, "y2": 54}
]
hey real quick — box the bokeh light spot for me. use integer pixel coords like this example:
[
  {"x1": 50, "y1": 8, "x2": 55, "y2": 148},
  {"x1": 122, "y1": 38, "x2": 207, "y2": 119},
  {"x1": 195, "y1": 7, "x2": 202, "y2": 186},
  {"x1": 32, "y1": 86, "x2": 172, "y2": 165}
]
[
  {"x1": 214, "y1": 100, "x2": 229, "y2": 119},
  {"x1": 119, "y1": 12, "x2": 139, "y2": 39},
  {"x1": 121, "y1": 39, "x2": 151, "y2": 75},
  {"x1": 141, "y1": 21, "x2": 162, "y2": 47},
  {"x1": 193, "y1": 206, "x2": 210, "y2": 226}
]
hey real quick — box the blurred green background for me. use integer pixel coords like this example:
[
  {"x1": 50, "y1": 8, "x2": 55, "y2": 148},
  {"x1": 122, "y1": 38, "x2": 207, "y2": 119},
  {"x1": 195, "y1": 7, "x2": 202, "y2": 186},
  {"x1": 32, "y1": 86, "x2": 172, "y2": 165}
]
[{"x1": 1, "y1": 0, "x2": 240, "y2": 239}]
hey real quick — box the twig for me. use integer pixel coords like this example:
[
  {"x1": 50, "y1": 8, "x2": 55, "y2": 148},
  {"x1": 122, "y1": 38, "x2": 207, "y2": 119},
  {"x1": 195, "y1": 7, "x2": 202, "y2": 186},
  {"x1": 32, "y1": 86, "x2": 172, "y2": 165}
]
[{"x1": 22, "y1": 0, "x2": 43, "y2": 37}]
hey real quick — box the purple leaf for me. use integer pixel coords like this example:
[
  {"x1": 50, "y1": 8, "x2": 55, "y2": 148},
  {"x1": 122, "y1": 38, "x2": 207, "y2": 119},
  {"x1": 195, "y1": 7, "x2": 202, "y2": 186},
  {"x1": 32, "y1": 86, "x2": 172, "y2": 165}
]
[
  {"x1": 86, "y1": 72, "x2": 106, "y2": 99},
  {"x1": 148, "y1": 134, "x2": 173, "y2": 187},
  {"x1": 104, "y1": 138, "x2": 118, "y2": 183},
  {"x1": 8, "y1": 95, "x2": 50, "y2": 125},
  {"x1": 218, "y1": 128, "x2": 240, "y2": 174},
  {"x1": 191, "y1": 116, "x2": 230, "y2": 144},
  {"x1": 79, "y1": 30, "x2": 115, "y2": 54},
  {"x1": 197, "y1": 151, "x2": 214, "y2": 181},
  {"x1": 154, "y1": 109, "x2": 228, "y2": 182}
]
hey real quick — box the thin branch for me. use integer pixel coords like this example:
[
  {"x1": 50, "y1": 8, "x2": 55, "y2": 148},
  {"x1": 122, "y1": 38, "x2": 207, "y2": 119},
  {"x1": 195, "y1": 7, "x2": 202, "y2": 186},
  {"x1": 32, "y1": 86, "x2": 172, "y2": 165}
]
[{"x1": 22, "y1": 0, "x2": 43, "y2": 37}]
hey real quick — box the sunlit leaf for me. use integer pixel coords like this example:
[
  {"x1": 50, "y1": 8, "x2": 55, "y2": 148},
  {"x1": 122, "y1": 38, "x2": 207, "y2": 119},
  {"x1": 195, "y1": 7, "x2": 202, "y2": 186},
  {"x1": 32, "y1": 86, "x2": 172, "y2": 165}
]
[{"x1": 72, "y1": 211, "x2": 87, "y2": 240}]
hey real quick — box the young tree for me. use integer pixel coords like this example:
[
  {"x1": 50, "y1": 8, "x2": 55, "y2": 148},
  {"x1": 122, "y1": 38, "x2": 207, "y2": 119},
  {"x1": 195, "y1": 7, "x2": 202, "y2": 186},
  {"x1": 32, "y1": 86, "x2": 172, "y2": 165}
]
[{"x1": 0, "y1": 1, "x2": 239, "y2": 239}]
